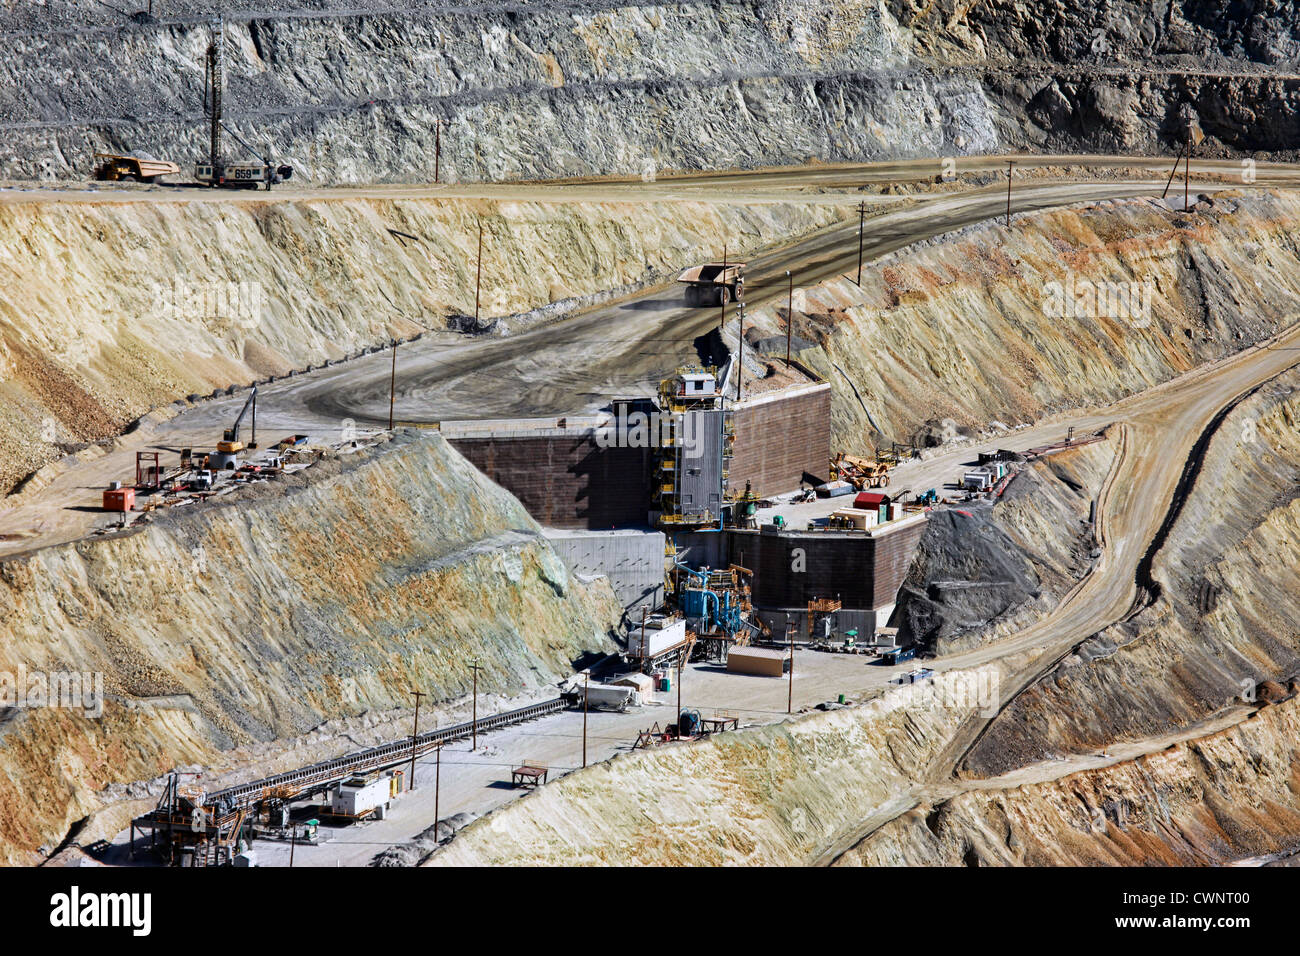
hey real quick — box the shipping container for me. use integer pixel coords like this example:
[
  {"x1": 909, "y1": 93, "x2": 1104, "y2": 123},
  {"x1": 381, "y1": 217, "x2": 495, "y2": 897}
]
[
  {"x1": 816, "y1": 480, "x2": 855, "y2": 498},
  {"x1": 726, "y1": 646, "x2": 790, "y2": 677}
]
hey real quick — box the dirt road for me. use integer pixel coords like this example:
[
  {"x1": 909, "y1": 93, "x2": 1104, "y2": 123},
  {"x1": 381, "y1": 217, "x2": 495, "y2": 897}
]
[
  {"x1": 7, "y1": 153, "x2": 1295, "y2": 204},
  {"x1": 4, "y1": 157, "x2": 1298, "y2": 557},
  {"x1": 815, "y1": 321, "x2": 1300, "y2": 864}
]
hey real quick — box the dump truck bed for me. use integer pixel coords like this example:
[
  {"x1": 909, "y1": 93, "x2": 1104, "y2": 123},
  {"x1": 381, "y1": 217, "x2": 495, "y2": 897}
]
[
  {"x1": 93, "y1": 153, "x2": 181, "y2": 179},
  {"x1": 676, "y1": 261, "x2": 746, "y2": 285}
]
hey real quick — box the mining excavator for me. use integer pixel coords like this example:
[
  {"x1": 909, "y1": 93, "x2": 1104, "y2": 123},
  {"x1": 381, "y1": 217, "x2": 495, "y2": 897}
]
[{"x1": 211, "y1": 387, "x2": 257, "y2": 470}]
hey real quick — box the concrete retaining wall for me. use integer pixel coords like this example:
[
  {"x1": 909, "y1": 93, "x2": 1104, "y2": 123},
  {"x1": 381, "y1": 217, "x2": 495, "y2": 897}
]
[
  {"x1": 449, "y1": 429, "x2": 651, "y2": 530},
  {"x1": 543, "y1": 528, "x2": 665, "y2": 615},
  {"x1": 727, "y1": 515, "x2": 927, "y2": 612}
]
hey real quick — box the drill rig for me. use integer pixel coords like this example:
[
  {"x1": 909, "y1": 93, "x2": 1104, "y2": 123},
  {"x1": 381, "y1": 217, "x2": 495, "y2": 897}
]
[{"x1": 195, "y1": 17, "x2": 293, "y2": 190}]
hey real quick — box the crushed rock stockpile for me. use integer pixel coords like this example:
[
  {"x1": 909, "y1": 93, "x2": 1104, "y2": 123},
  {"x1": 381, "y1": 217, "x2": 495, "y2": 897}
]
[
  {"x1": 739, "y1": 190, "x2": 1300, "y2": 451},
  {"x1": 0, "y1": 0, "x2": 997, "y2": 183},
  {"x1": 964, "y1": 368, "x2": 1300, "y2": 778},
  {"x1": 0, "y1": 429, "x2": 621, "y2": 865},
  {"x1": 841, "y1": 694, "x2": 1300, "y2": 866},
  {"x1": 896, "y1": 439, "x2": 1115, "y2": 656},
  {"x1": 0, "y1": 193, "x2": 845, "y2": 496},
  {"x1": 426, "y1": 685, "x2": 971, "y2": 867}
]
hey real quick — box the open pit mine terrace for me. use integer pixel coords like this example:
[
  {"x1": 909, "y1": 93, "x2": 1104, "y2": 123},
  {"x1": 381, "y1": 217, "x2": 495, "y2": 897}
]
[
  {"x1": 5, "y1": 155, "x2": 1300, "y2": 873},
  {"x1": 114, "y1": 356, "x2": 965, "y2": 865},
  {"x1": 16, "y1": 325, "x2": 1163, "y2": 869}
]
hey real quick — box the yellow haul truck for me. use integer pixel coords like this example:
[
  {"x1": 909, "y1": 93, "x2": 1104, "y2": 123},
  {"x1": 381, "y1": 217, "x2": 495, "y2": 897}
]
[
  {"x1": 93, "y1": 153, "x2": 181, "y2": 183},
  {"x1": 677, "y1": 261, "x2": 746, "y2": 307}
]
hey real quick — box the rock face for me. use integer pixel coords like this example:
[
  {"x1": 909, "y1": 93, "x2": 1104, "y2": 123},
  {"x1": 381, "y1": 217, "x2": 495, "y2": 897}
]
[
  {"x1": 890, "y1": 0, "x2": 1300, "y2": 155},
  {"x1": 842, "y1": 695, "x2": 1300, "y2": 866},
  {"x1": 0, "y1": 430, "x2": 621, "y2": 864},
  {"x1": 738, "y1": 190, "x2": 1300, "y2": 450},
  {"x1": 3, "y1": 0, "x2": 1298, "y2": 184},
  {"x1": 427, "y1": 683, "x2": 969, "y2": 867},
  {"x1": 964, "y1": 369, "x2": 1300, "y2": 777},
  {"x1": 0, "y1": 0, "x2": 996, "y2": 183},
  {"x1": 0, "y1": 192, "x2": 844, "y2": 495}
]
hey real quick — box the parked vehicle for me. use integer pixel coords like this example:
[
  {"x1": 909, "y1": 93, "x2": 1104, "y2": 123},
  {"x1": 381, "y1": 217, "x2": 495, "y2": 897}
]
[
  {"x1": 880, "y1": 645, "x2": 917, "y2": 666},
  {"x1": 186, "y1": 470, "x2": 214, "y2": 491},
  {"x1": 93, "y1": 153, "x2": 180, "y2": 183}
]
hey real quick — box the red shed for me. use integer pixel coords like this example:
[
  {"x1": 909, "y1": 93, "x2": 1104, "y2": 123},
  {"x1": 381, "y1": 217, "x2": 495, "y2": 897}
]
[
  {"x1": 853, "y1": 491, "x2": 891, "y2": 509},
  {"x1": 102, "y1": 487, "x2": 135, "y2": 512}
]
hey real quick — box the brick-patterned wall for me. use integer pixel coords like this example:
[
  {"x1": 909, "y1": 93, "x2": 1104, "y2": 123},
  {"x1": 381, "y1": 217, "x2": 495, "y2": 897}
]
[
  {"x1": 729, "y1": 384, "x2": 831, "y2": 498},
  {"x1": 730, "y1": 518, "x2": 927, "y2": 611},
  {"x1": 451, "y1": 435, "x2": 652, "y2": 529}
]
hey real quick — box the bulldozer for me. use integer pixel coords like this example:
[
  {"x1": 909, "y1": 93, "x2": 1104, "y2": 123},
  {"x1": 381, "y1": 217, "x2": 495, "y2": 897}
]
[{"x1": 93, "y1": 153, "x2": 180, "y2": 183}]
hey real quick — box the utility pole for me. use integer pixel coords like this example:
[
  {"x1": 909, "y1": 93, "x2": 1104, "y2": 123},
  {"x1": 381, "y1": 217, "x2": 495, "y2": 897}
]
[
  {"x1": 785, "y1": 271, "x2": 794, "y2": 366},
  {"x1": 676, "y1": 657, "x2": 683, "y2": 738},
  {"x1": 1162, "y1": 136, "x2": 1195, "y2": 207},
  {"x1": 719, "y1": 244, "x2": 728, "y2": 331},
  {"x1": 469, "y1": 660, "x2": 481, "y2": 750},
  {"x1": 787, "y1": 623, "x2": 794, "y2": 714},
  {"x1": 474, "y1": 218, "x2": 484, "y2": 327},
  {"x1": 1162, "y1": 144, "x2": 1181, "y2": 199},
  {"x1": 640, "y1": 606, "x2": 648, "y2": 660},
  {"x1": 408, "y1": 690, "x2": 425, "y2": 791},
  {"x1": 388, "y1": 339, "x2": 398, "y2": 430},
  {"x1": 288, "y1": 824, "x2": 297, "y2": 868},
  {"x1": 582, "y1": 670, "x2": 590, "y2": 768},
  {"x1": 1005, "y1": 160, "x2": 1015, "y2": 227},
  {"x1": 434, "y1": 743, "x2": 442, "y2": 830},
  {"x1": 855, "y1": 201, "x2": 866, "y2": 286},
  {"x1": 434, "y1": 118, "x2": 441, "y2": 184},
  {"x1": 736, "y1": 299, "x2": 745, "y2": 402}
]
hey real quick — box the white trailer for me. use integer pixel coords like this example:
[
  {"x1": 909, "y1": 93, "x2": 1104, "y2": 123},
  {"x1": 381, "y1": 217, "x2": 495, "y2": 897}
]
[{"x1": 628, "y1": 618, "x2": 687, "y2": 660}]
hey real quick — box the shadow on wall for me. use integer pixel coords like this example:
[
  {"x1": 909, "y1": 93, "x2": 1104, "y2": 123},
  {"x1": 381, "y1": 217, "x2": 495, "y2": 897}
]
[{"x1": 570, "y1": 439, "x2": 653, "y2": 528}]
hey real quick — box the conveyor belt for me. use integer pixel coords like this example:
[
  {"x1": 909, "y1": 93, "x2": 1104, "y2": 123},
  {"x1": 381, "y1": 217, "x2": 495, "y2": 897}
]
[{"x1": 187, "y1": 697, "x2": 568, "y2": 813}]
